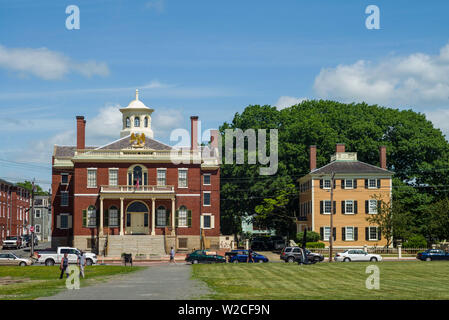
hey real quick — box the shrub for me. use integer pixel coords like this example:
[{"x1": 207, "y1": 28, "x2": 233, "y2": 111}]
[
  {"x1": 403, "y1": 234, "x2": 427, "y2": 248},
  {"x1": 306, "y1": 242, "x2": 325, "y2": 248},
  {"x1": 296, "y1": 231, "x2": 320, "y2": 243}
]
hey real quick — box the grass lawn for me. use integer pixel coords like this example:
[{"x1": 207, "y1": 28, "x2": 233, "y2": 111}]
[
  {"x1": 192, "y1": 261, "x2": 449, "y2": 299},
  {"x1": 0, "y1": 265, "x2": 143, "y2": 300}
]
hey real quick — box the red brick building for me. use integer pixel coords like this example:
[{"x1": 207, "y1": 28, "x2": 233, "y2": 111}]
[
  {"x1": 0, "y1": 179, "x2": 31, "y2": 245},
  {"x1": 51, "y1": 91, "x2": 220, "y2": 256}
]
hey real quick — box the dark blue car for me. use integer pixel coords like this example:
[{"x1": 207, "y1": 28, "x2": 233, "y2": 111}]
[
  {"x1": 417, "y1": 249, "x2": 449, "y2": 261},
  {"x1": 228, "y1": 250, "x2": 269, "y2": 263}
]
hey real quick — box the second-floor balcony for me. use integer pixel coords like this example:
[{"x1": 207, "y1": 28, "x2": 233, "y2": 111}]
[{"x1": 100, "y1": 185, "x2": 175, "y2": 194}]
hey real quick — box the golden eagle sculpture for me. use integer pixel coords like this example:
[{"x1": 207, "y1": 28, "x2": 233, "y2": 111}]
[{"x1": 130, "y1": 132, "x2": 146, "y2": 148}]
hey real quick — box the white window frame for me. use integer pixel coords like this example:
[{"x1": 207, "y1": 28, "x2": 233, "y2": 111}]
[
  {"x1": 178, "y1": 168, "x2": 188, "y2": 188},
  {"x1": 61, "y1": 191, "x2": 69, "y2": 207},
  {"x1": 109, "y1": 207, "x2": 119, "y2": 227},
  {"x1": 178, "y1": 206, "x2": 188, "y2": 227},
  {"x1": 369, "y1": 226, "x2": 378, "y2": 241},
  {"x1": 157, "y1": 168, "x2": 166, "y2": 187},
  {"x1": 61, "y1": 173, "x2": 69, "y2": 185},
  {"x1": 156, "y1": 206, "x2": 167, "y2": 227},
  {"x1": 201, "y1": 213, "x2": 214, "y2": 229},
  {"x1": 203, "y1": 191, "x2": 211, "y2": 206},
  {"x1": 203, "y1": 174, "x2": 211, "y2": 186},
  {"x1": 35, "y1": 224, "x2": 41, "y2": 234},
  {"x1": 368, "y1": 179, "x2": 377, "y2": 189},
  {"x1": 345, "y1": 179, "x2": 353, "y2": 189},
  {"x1": 323, "y1": 179, "x2": 331, "y2": 189},
  {"x1": 323, "y1": 226, "x2": 331, "y2": 241},
  {"x1": 323, "y1": 200, "x2": 332, "y2": 215},
  {"x1": 35, "y1": 209, "x2": 41, "y2": 219},
  {"x1": 87, "y1": 206, "x2": 96, "y2": 228},
  {"x1": 369, "y1": 199, "x2": 378, "y2": 214},
  {"x1": 109, "y1": 168, "x2": 119, "y2": 186},
  {"x1": 345, "y1": 226, "x2": 354, "y2": 241},
  {"x1": 87, "y1": 168, "x2": 97, "y2": 188},
  {"x1": 345, "y1": 200, "x2": 354, "y2": 214},
  {"x1": 60, "y1": 214, "x2": 69, "y2": 230}
]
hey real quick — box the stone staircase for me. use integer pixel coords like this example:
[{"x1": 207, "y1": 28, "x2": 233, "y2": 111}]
[{"x1": 106, "y1": 235, "x2": 166, "y2": 257}]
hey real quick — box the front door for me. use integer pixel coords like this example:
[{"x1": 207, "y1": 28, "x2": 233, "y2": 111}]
[{"x1": 130, "y1": 213, "x2": 149, "y2": 234}]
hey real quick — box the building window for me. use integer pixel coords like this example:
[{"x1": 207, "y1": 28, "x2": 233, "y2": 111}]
[
  {"x1": 323, "y1": 226, "x2": 331, "y2": 241},
  {"x1": 324, "y1": 200, "x2": 332, "y2": 214},
  {"x1": 134, "y1": 117, "x2": 140, "y2": 127},
  {"x1": 345, "y1": 227, "x2": 354, "y2": 241},
  {"x1": 61, "y1": 173, "x2": 69, "y2": 185},
  {"x1": 369, "y1": 200, "x2": 378, "y2": 214},
  {"x1": 156, "y1": 206, "x2": 166, "y2": 227},
  {"x1": 345, "y1": 200, "x2": 354, "y2": 214},
  {"x1": 178, "y1": 169, "x2": 188, "y2": 188},
  {"x1": 109, "y1": 206, "x2": 119, "y2": 227},
  {"x1": 368, "y1": 179, "x2": 377, "y2": 189},
  {"x1": 157, "y1": 169, "x2": 166, "y2": 186},
  {"x1": 345, "y1": 179, "x2": 353, "y2": 189},
  {"x1": 178, "y1": 206, "x2": 187, "y2": 227},
  {"x1": 144, "y1": 117, "x2": 148, "y2": 127},
  {"x1": 323, "y1": 179, "x2": 331, "y2": 189},
  {"x1": 35, "y1": 209, "x2": 41, "y2": 219},
  {"x1": 203, "y1": 215, "x2": 211, "y2": 229},
  {"x1": 203, "y1": 174, "x2": 211, "y2": 185},
  {"x1": 203, "y1": 192, "x2": 211, "y2": 206},
  {"x1": 126, "y1": 117, "x2": 130, "y2": 128},
  {"x1": 369, "y1": 227, "x2": 379, "y2": 240},
  {"x1": 87, "y1": 169, "x2": 97, "y2": 188},
  {"x1": 109, "y1": 169, "x2": 118, "y2": 186},
  {"x1": 87, "y1": 206, "x2": 96, "y2": 227},
  {"x1": 61, "y1": 192, "x2": 69, "y2": 207},
  {"x1": 60, "y1": 215, "x2": 69, "y2": 229},
  {"x1": 35, "y1": 224, "x2": 41, "y2": 234}
]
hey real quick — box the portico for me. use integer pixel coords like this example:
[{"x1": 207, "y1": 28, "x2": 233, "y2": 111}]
[{"x1": 99, "y1": 185, "x2": 176, "y2": 236}]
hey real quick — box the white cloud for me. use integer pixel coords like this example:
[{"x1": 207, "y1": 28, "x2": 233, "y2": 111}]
[
  {"x1": 0, "y1": 44, "x2": 109, "y2": 80},
  {"x1": 86, "y1": 105, "x2": 123, "y2": 145},
  {"x1": 275, "y1": 96, "x2": 307, "y2": 110},
  {"x1": 152, "y1": 108, "x2": 184, "y2": 138},
  {"x1": 313, "y1": 42, "x2": 449, "y2": 108},
  {"x1": 425, "y1": 109, "x2": 449, "y2": 139}
]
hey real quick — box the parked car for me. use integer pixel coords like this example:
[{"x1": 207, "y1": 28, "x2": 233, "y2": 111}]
[
  {"x1": 0, "y1": 252, "x2": 33, "y2": 266},
  {"x1": 280, "y1": 246, "x2": 324, "y2": 264},
  {"x1": 2, "y1": 236, "x2": 23, "y2": 249},
  {"x1": 22, "y1": 235, "x2": 38, "y2": 247},
  {"x1": 226, "y1": 250, "x2": 269, "y2": 263},
  {"x1": 417, "y1": 249, "x2": 449, "y2": 261},
  {"x1": 335, "y1": 249, "x2": 382, "y2": 262},
  {"x1": 185, "y1": 250, "x2": 226, "y2": 264},
  {"x1": 36, "y1": 247, "x2": 97, "y2": 266}
]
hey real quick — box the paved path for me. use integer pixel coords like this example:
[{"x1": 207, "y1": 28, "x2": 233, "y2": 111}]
[{"x1": 40, "y1": 263, "x2": 211, "y2": 300}]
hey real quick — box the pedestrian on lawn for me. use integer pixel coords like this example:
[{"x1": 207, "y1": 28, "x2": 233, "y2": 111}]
[
  {"x1": 77, "y1": 250, "x2": 86, "y2": 278},
  {"x1": 59, "y1": 253, "x2": 69, "y2": 279}
]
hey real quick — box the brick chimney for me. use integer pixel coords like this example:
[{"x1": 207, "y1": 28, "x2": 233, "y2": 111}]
[
  {"x1": 76, "y1": 116, "x2": 86, "y2": 150},
  {"x1": 379, "y1": 146, "x2": 387, "y2": 169},
  {"x1": 190, "y1": 116, "x2": 198, "y2": 151},
  {"x1": 336, "y1": 143, "x2": 345, "y2": 153},
  {"x1": 309, "y1": 145, "x2": 317, "y2": 172}
]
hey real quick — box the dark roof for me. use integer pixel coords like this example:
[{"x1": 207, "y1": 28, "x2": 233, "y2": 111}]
[
  {"x1": 311, "y1": 160, "x2": 393, "y2": 175},
  {"x1": 96, "y1": 136, "x2": 172, "y2": 151},
  {"x1": 54, "y1": 136, "x2": 172, "y2": 158}
]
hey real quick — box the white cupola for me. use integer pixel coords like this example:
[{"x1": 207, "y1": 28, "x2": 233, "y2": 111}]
[{"x1": 120, "y1": 89, "x2": 154, "y2": 138}]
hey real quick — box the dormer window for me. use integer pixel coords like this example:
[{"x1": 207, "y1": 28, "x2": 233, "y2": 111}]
[{"x1": 134, "y1": 117, "x2": 140, "y2": 127}]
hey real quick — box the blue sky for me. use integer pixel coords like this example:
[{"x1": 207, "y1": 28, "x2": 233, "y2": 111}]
[{"x1": 1, "y1": 0, "x2": 449, "y2": 189}]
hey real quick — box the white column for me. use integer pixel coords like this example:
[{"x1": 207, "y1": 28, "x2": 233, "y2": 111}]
[
  {"x1": 120, "y1": 197, "x2": 124, "y2": 236},
  {"x1": 171, "y1": 197, "x2": 176, "y2": 235},
  {"x1": 151, "y1": 198, "x2": 155, "y2": 235},
  {"x1": 99, "y1": 197, "x2": 104, "y2": 237},
  {"x1": 398, "y1": 244, "x2": 402, "y2": 259}
]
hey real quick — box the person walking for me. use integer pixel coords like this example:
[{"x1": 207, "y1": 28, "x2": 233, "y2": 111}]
[
  {"x1": 59, "y1": 253, "x2": 69, "y2": 279},
  {"x1": 77, "y1": 250, "x2": 86, "y2": 278},
  {"x1": 247, "y1": 249, "x2": 254, "y2": 263},
  {"x1": 169, "y1": 246, "x2": 176, "y2": 264}
]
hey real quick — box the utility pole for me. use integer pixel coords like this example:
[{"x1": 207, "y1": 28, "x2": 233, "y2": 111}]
[
  {"x1": 329, "y1": 172, "x2": 335, "y2": 262},
  {"x1": 30, "y1": 179, "x2": 35, "y2": 257}
]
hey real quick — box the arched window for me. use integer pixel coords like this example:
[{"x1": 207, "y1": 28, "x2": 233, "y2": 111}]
[
  {"x1": 126, "y1": 117, "x2": 130, "y2": 128},
  {"x1": 134, "y1": 117, "x2": 140, "y2": 127},
  {"x1": 109, "y1": 206, "x2": 119, "y2": 227},
  {"x1": 127, "y1": 164, "x2": 148, "y2": 186},
  {"x1": 144, "y1": 117, "x2": 148, "y2": 127},
  {"x1": 156, "y1": 206, "x2": 166, "y2": 227}
]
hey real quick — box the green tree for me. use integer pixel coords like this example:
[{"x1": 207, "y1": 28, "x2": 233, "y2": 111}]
[{"x1": 16, "y1": 181, "x2": 49, "y2": 196}]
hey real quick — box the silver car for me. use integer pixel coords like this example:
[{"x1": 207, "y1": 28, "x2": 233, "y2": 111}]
[
  {"x1": 0, "y1": 252, "x2": 33, "y2": 266},
  {"x1": 335, "y1": 249, "x2": 382, "y2": 262}
]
